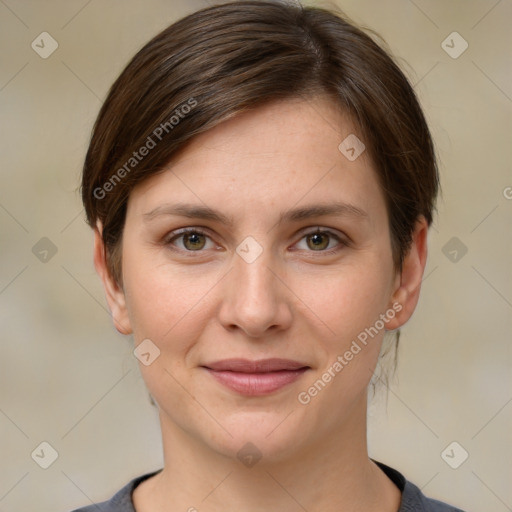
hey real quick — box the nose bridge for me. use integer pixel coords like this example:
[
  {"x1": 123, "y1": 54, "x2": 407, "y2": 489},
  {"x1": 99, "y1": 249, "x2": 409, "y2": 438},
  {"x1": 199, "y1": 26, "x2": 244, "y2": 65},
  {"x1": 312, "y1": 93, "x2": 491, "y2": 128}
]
[
  {"x1": 218, "y1": 246, "x2": 291, "y2": 337},
  {"x1": 235, "y1": 252, "x2": 275, "y2": 303}
]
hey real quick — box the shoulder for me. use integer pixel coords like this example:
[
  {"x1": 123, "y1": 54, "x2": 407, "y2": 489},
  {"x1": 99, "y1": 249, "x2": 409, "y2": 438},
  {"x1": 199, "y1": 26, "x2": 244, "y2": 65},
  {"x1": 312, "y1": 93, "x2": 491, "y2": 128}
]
[
  {"x1": 68, "y1": 471, "x2": 160, "y2": 512},
  {"x1": 374, "y1": 461, "x2": 467, "y2": 512},
  {"x1": 402, "y1": 479, "x2": 467, "y2": 511}
]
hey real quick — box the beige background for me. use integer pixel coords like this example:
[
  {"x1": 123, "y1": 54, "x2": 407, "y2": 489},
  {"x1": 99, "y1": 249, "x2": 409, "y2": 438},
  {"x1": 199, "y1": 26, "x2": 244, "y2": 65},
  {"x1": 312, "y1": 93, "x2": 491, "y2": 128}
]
[{"x1": 1, "y1": 0, "x2": 511, "y2": 510}]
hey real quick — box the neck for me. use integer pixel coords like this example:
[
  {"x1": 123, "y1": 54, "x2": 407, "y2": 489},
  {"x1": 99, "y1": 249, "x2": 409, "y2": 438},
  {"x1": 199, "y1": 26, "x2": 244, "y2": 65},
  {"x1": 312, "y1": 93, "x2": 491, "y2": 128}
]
[{"x1": 133, "y1": 395, "x2": 401, "y2": 512}]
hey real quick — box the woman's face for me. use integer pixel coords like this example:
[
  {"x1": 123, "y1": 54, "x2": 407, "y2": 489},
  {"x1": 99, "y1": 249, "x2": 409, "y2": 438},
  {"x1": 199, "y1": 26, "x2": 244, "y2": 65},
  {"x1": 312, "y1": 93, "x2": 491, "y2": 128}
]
[{"x1": 97, "y1": 95, "x2": 426, "y2": 464}]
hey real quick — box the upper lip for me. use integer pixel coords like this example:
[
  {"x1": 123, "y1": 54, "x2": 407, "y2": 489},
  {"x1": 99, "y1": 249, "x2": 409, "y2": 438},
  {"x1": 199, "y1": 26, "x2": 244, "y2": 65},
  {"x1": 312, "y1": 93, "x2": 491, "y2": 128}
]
[{"x1": 202, "y1": 358, "x2": 309, "y2": 373}]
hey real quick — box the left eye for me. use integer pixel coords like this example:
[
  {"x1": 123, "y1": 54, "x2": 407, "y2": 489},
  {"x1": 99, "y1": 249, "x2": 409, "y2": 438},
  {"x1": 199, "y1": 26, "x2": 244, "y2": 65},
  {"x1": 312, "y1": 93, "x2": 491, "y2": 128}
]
[{"x1": 295, "y1": 231, "x2": 341, "y2": 251}]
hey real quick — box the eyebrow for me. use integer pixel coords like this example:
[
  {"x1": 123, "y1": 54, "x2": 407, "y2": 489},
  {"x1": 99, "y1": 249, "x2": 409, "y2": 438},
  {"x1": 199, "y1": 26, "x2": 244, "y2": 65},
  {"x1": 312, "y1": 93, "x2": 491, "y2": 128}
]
[{"x1": 143, "y1": 201, "x2": 368, "y2": 226}]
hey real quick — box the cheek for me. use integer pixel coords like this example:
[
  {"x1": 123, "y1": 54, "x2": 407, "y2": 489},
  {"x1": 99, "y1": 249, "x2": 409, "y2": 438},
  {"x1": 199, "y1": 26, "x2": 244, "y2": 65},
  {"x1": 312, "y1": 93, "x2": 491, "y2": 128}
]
[
  {"x1": 292, "y1": 258, "x2": 395, "y2": 397},
  {"x1": 122, "y1": 260, "x2": 222, "y2": 406},
  {"x1": 295, "y1": 259, "x2": 394, "y2": 340},
  {"x1": 122, "y1": 248, "x2": 221, "y2": 347},
  {"x1": 297, "y1": 269, "x2": 392, "y2": 400}
]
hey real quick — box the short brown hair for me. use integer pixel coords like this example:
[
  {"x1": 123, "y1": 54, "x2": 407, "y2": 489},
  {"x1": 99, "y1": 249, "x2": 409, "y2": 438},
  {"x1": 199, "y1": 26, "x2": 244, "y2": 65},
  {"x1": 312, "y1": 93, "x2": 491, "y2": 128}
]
[{"x1": 81, "y1": 0, "x2": 438, "y2": 286}]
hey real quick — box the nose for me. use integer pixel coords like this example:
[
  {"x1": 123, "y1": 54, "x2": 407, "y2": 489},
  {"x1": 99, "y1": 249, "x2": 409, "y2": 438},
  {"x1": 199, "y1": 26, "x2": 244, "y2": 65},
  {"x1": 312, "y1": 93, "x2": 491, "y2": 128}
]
[{"x1": 217, "y1": 250, "x2": 293, "y2": 338}]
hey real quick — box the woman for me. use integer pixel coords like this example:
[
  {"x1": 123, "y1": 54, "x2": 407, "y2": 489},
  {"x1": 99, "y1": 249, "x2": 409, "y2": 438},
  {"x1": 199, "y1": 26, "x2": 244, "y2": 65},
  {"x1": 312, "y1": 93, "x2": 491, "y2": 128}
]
[{"x1": 74, "y1": 1, "x2": 465, "y2": 510}]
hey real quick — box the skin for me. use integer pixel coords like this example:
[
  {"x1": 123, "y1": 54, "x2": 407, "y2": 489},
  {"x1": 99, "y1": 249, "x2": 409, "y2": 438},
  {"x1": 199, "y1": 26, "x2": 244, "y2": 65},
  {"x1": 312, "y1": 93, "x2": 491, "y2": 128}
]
[{"x1": 94, "y1": 95, "x2": 428, "y2": 511}]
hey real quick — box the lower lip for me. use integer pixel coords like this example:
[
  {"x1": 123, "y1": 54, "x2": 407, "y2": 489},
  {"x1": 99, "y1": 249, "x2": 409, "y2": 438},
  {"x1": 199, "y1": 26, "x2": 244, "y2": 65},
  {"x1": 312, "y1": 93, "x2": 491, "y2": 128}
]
[{"x1": 204, "y1": 368, "x2": 309, "y2": 395}]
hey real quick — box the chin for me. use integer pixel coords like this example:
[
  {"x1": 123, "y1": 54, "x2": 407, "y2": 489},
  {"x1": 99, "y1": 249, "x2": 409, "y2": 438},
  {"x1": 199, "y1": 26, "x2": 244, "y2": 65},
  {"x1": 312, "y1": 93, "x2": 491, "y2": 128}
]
[{"x1": 201, "y1": 412, "x2": 310, "y2": 467}]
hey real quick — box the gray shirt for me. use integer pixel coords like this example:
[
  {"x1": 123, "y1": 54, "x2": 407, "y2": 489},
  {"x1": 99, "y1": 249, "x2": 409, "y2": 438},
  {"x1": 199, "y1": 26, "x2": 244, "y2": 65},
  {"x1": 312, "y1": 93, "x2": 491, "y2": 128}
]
[{"x1": 70, "y1": 461, "x2": 466, "y2": 511}]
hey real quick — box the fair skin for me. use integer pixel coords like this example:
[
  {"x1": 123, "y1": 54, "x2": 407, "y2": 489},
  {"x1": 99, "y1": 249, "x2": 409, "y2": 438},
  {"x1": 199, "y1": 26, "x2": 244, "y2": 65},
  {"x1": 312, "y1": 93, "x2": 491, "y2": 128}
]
[{"x1": 94, "y1": 96, "x2": 428, "y2": 512}]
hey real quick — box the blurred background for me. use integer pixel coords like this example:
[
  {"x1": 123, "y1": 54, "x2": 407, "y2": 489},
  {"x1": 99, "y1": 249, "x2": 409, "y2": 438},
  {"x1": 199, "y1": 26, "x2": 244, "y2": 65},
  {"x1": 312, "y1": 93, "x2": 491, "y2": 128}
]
[{"x1": 0, "y1": 0, "x2": 511, "y2": 510}]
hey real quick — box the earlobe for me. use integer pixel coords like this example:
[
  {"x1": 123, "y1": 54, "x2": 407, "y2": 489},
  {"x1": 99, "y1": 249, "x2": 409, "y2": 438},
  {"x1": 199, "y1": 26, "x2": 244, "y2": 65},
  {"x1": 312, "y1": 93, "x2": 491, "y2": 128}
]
[
  {"x1": 93, "y1": 222, "x2": 133, "y2": 335},
  {"x1": 386, "y1": 216, "x2": 429, "y2": 331}
]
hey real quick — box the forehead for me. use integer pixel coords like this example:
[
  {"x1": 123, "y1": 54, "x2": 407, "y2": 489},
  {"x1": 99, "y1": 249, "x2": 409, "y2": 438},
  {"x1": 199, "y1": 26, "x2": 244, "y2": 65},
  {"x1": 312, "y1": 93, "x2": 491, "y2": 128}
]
[
  {"x1": 126, "y1": 95, "x2": 386, "y2": 226},
  {"x1": 172, "y1": 96, "x2": 359, "y2": 171}
]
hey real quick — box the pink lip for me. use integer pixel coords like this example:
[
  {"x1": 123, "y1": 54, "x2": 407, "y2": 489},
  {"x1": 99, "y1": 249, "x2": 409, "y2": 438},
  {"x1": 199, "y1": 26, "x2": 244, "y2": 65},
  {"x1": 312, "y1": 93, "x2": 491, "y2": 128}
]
[{"x1": 201, "y1": 358, "x2": 310, "y2": 396}]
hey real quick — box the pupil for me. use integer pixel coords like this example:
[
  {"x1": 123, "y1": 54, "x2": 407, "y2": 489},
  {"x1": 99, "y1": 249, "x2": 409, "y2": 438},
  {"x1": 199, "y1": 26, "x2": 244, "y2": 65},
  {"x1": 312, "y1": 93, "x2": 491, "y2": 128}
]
[
  {"x1": 185, "y1": 233, "x2": 205, "y2": 250},
  {"x1": 309, "y1": 233, "x2": 328, "y2": 250}
]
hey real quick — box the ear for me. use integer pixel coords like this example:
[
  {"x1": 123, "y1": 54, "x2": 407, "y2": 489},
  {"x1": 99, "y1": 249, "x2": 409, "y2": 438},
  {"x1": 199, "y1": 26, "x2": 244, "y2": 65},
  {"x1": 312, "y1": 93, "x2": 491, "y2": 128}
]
[
  {"x1": 385, "y1": 216, "x2": 429, "y2": 330},
  {"x1": 93, "y1": 221, "x2": 133, "y2": 335}
]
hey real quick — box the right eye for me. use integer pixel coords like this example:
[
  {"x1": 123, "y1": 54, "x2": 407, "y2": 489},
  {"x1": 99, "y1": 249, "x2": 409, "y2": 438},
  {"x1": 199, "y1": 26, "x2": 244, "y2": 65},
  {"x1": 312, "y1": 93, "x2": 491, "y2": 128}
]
[{"x1": 165, "y1": 228, "x2": 216, "y2": 252}]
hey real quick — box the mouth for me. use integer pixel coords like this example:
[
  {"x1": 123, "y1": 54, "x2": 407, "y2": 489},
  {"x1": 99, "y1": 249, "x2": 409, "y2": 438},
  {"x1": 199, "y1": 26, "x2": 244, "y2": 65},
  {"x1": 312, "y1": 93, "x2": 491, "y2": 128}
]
[{"x1": 201, "y1": 358, "x2": 311, "y2": 396}]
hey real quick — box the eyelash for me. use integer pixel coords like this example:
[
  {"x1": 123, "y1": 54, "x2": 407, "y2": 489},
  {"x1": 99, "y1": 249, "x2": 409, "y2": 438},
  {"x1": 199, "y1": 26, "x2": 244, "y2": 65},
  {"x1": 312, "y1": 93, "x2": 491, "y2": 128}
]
[{"x1": 164, "y1": 227, "x2": 348, "y2": 255}]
